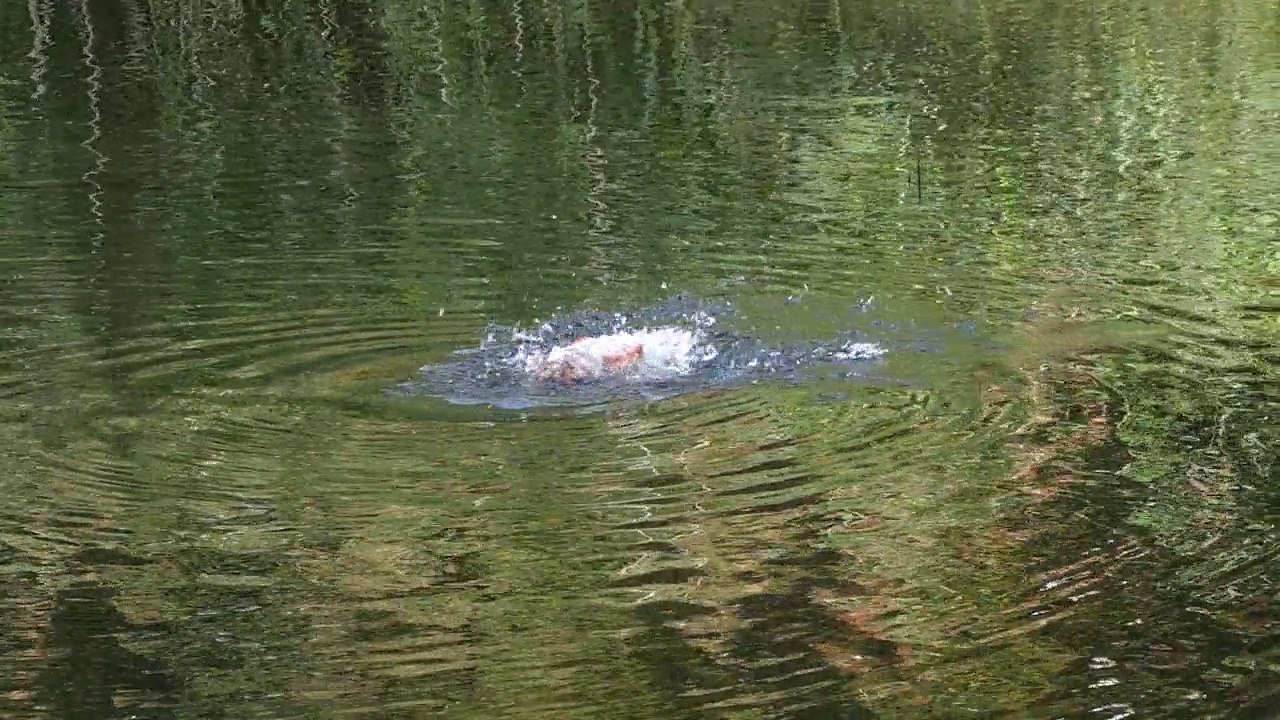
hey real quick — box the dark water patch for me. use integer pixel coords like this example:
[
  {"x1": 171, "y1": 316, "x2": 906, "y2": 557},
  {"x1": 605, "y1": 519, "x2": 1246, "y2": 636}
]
[
  {"x1": 715, "y1": 471, "x2": 816, "y2": 497},
  {"x1": 70, "y1": 546, "x2": 149, "y2": 567},
  {"x1": 633, "y1": 600, "x2": 718, "y2": 624},
  {"x1": 714, "y1": 492, "x2": 829, "y2": 517},
  {"x1": 626, "y1": 546, "x2": 886, "y2": 719},
  {"x1": 35, "y1": 583, "x2": 181, "y2": 720},
  {"x1": 624, "y1": 493, "x2": 698, "y2": 508},
  {"x1": 634, "y1": 473, "x2": 699, "y2": 490},
  {"x1": 710, "y1": 456, "x2": 801, "y2": 478},
  {"x1": 987, "y1": 360, "x2": 1280, "y2": 716},
  {"x1": 1238, "y1": 301, "x2": 1280, "y2": 314},
  {"x1": 609, "y1": 566, "x2": 707, "y2": 588},
  {"x1": 614, "y1": 516, "x2": 693, "y2": 532}
]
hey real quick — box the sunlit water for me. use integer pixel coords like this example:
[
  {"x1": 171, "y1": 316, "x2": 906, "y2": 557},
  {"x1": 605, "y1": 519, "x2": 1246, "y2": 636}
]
[{"x1": 0, "y1": 0, "x2": 1276, "y2": 718}]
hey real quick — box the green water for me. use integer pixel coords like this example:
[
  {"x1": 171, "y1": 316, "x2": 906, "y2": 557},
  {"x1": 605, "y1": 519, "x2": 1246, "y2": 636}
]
[{"x1": 0, "y1": 0, "x2": 1276, "y2": 717}]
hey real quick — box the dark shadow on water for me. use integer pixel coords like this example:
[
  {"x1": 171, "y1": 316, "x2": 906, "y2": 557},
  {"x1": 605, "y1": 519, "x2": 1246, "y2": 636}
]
[
  {"x1": 35, "y1": 583, "x2": 180, "y2": 720},
  {"x1": 1002, "y1": 363, "x2": 1280, "y2": 718},
  {"x1": 627, "y1": 542, "x2": 889, "y2": 719}
]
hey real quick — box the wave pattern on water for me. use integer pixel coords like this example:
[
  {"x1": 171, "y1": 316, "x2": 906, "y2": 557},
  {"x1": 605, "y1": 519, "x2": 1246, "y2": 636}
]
[{"x1": 0, "y1": 0, "x2": 1276, "y2": 714}]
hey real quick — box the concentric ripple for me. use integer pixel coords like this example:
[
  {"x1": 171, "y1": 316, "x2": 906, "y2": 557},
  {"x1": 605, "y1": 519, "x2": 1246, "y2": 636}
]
[{"x1": 1, "y1": 0, "x2": 1276, "y2": 715}]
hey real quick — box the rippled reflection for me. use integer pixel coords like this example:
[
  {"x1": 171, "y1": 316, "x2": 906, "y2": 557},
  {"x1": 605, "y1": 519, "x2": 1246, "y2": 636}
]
[{"x1": 0, "y1": 0, "x2": 1276, "y2": 717}]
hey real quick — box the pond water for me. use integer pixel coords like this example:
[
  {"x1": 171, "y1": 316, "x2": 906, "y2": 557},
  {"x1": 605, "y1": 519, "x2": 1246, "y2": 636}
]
[{"x1": 0, "y1": 0, "x2": 1276, "y2": 718}]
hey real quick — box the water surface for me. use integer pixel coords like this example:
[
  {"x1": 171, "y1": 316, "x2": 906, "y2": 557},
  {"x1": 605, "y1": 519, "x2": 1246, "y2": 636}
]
[{"x1": 0, "y1": 0, "x2": 1276, "y2": 718}]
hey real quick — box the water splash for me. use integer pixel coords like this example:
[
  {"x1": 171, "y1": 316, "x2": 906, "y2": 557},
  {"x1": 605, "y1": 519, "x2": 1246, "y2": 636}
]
[{"x1": 392, "y1": 295, "x2": 890, "y2": 410}]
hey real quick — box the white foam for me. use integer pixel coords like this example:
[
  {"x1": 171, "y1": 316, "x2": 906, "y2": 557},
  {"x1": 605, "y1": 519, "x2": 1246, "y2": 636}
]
[
  {"x1": 833, "y1": 341, "x2": 886, "y2": 361},
  {"x1": 504, "y1": 324, "x2": 886, "y2": 383},
  {"x1": 517, "y1": 326, "x2": 715, "y2": 380}
]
